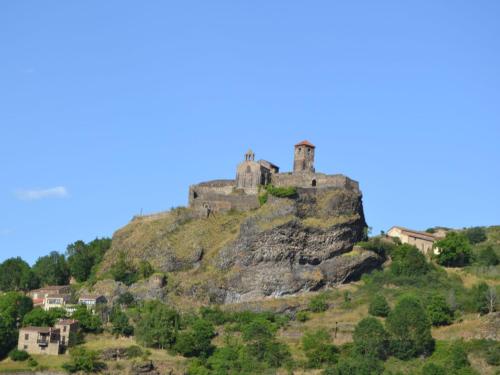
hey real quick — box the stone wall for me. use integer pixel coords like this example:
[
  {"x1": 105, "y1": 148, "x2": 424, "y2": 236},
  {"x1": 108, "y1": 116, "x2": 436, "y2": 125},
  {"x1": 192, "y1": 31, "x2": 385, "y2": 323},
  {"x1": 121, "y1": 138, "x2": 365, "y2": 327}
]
[
  {"x1": 272, "y1": 173, "x2": 359, "y2": 192},
  {"x1": 189, "y1": 180, "x2": 259, "y2": 216}
]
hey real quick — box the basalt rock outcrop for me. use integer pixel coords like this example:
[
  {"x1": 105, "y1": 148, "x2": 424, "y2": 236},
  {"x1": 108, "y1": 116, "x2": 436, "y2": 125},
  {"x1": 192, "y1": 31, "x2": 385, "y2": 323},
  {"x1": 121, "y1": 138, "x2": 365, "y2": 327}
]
[{"x1": 102, "y1": 186, "x2": 383, "y2": 304}]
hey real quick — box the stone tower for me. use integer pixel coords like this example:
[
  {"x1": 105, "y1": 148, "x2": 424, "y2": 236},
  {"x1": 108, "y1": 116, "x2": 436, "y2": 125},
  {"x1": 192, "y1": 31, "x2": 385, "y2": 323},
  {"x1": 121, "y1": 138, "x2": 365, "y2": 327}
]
[{"x1": 293, "y1": 140, "x2": 315, "y2": 173}]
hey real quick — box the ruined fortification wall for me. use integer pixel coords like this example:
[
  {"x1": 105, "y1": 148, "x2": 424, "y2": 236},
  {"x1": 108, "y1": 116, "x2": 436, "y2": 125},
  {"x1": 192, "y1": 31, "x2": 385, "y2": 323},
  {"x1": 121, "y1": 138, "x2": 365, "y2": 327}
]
[
  {"x1": 272, "y1": 173, "x2": 359, "y2": 192},
  {"x1": 189, "y1": 180, "x2": 259, "y2": 216}
]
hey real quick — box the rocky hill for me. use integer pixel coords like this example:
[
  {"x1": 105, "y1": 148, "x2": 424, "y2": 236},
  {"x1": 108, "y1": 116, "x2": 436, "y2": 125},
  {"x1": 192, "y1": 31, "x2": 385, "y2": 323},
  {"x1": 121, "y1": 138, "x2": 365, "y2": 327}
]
[{"x1": 99, "y1": 187, "x2": 383, "y2": 304}]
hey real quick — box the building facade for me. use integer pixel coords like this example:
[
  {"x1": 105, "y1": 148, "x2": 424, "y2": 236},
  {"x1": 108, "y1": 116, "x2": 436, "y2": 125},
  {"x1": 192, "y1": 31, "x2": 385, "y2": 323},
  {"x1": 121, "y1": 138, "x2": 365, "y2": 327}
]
[
  {"x1": 387, "y1": 226, "x2": 439, "y2": 255},
  {"x1": 18, "y1": 319, "x2": 78, "y2": 356}
]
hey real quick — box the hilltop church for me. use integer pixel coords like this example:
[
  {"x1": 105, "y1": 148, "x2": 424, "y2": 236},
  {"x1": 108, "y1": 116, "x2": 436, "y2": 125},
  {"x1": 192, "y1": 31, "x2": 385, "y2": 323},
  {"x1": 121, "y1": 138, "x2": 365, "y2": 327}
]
[{"x1": 189, "y1": 141, "x2": 359, "y2": 216}]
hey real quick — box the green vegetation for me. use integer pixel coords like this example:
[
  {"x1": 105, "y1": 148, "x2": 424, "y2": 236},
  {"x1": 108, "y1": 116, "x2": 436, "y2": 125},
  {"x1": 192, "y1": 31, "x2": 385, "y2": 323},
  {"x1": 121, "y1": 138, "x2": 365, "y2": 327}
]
[
  {"x1": 463, "y1": 227, "x2": 487, "y2": 245},
  {"x1": 266, "y1": 185, "x2": 297, "y2": 198},
  {"x1": 308, "y1": 292, "x2": 329, "y2": 312},
  {"x1": 368, "y1": 294, "x2": 390, "y2": 317},
  {"x1": 302, "y1": 330, "x2": 339, "y2": 368},
  {"x1": 8, "y1": 349, "x2": 29, "y2": 362},
  {"x1": 22, "y1": 307, "x2": 66, "y2": 327},
  {"x1": 386, "y1": 295, "x2": 435, "y2": 359},
  {"x1": 0, "y1": 257, "x2": 39, "y2": 292},
  {"x1": 32, "y1": 251, "x2": 70, "y2": 286},
  {"x1": 62, "y1": 347, "x2": 105, "y2": 373},
  {"x1": 435, "y1": 232, "x2": 472, "y2": 267},
  {"x1": 66, "y1": 238, "x2": 111, "y2": 282},
  {"x1": 71, "y1": 305, "x2": 103, "y2": 333}
]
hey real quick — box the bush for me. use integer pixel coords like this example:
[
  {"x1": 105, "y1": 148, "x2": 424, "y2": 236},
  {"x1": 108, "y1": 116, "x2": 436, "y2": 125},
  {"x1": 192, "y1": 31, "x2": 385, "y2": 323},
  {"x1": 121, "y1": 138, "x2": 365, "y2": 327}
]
[
  {"x1": 309, "y1": 293, "x2": 329, "y2": 313},
  {"x1": 435, "y1": 232, "x2": 472, "y2": 267},
  {"x1": 296, "y1": 311, "x2": 310, "y2": 322},
  {"x1": 116, "y1": 291, "x2": 136, "y2": 307},
  {"x1": 476, "y1": 246, "x2": 499, "y2": 266},
  {"x1": 448, "y1": 341, "x2": 470, "y2": 370},
  {"x1": 71, "y1": 305, "x2": 102, "y2": 333},
  {"x1": 302, "y1": 330, "x2": 339, "y2": 368},
  {"x1": 356, "y1": 237, "x2": 395, "y2": 258},
  {"x1": 386, "y1": 295, "x2": 435, "y2": 359},
  {"x1": 62, "y1": 347, "x2": 106, "y2": 373},
  {"x1": 329, "y1": 354, "x2": 383, "y2": 375},
  {"x1": 174, "y1": 319, "x2": 215, "y2": 358},
  {"x1": 9, "y1": 349, "x2": 29, "y2": 361},
  {"x1": 27, "y1": 357, "x2": 38, "y2": 367},
  {"x1": 110, "y1": 252, "x2": 138, "y2": 286},
  {"x1": 110, "y1": 309, "x2": 134, "y2": 337},
  {"x1": 266, "y1": 185, "x2": 297, "y2": 198},
  {"x1": 135, "y1": 301, "x2": 180, "y2": 349},
  {"x1": 390, "y1": 244, "x2": 430, "y2": 278},
  {"x1": 485, "y1": 343, "x2": 500, "y2": 366},
  {"x1": 125, "y1": 345, "x2": 144, "y2": 358},
  {"x1": 200, "y1": 306, "x2": 228, "y2": 325},
  {"x1": 421, "y1": 363, "x2": 446, "y2": 375},
  {"x1": 353, "y1": 317, "x2": 389, "y2": 360},
  {"x1": 369, "y1": 294, "x2": 390, "y2": 317},
  {"x1": 464, "y1": 227, "x2": 487, "y2": 245},
  {"x1": 426, "y1": 294, "x2": 453, "y2": 326}
]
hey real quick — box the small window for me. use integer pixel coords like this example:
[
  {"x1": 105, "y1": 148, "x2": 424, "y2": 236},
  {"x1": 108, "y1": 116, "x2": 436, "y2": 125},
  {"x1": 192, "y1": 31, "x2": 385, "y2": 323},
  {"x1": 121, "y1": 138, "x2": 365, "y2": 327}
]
[
  {"x1": 246, "y1": 166, "x2": 252, "y2": 173},
  {"x1": 63, "y1": 326, "x2": 67, "y2": 332},
  {"x1": 23, "y1": 345, "x2": 28, "y2": 350},
  {"x1": 25, "y1": 333, "x2": 29, "y2": 340},
  {"x1": 312, "y1": 179, "x2": 317, "y2": 187}
]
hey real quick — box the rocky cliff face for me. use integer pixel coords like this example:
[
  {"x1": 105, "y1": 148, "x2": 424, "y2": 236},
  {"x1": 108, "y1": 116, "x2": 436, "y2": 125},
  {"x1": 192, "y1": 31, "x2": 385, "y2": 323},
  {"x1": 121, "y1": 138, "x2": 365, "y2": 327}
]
[{"x1": 101, "y1": 187, "x2": 382, "y2": 305}]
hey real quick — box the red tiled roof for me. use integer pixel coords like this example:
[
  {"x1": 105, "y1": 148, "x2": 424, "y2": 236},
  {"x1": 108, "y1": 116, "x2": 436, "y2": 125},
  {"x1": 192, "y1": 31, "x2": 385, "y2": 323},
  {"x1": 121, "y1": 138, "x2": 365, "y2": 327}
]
[{"x1": 295, "y1": 140, "x2": 315, "y2": 148}]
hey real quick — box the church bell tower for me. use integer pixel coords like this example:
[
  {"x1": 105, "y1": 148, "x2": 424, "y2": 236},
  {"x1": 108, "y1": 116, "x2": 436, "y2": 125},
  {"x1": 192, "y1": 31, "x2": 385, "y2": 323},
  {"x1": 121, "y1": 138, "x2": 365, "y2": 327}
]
[{"x1": 293, "y1": 140, "x2": 315, "y2": 173}]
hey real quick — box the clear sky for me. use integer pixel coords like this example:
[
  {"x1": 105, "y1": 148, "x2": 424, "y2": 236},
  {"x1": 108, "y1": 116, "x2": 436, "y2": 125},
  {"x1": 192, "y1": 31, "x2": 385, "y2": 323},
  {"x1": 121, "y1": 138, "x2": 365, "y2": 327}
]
[{"x1": 1, "y1": 1, "x2": 499, "y2": 264}]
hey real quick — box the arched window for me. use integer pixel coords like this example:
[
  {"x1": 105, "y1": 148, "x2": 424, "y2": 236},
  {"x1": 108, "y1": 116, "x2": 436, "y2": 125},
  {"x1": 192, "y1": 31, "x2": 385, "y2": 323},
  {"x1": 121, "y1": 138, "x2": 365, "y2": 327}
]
[
  {"x1": 246, "y1": 165, "x2": 252, "y2": 173},
  {"x1": 312, "y1": 179, "x2": 317, "y2": 187}
]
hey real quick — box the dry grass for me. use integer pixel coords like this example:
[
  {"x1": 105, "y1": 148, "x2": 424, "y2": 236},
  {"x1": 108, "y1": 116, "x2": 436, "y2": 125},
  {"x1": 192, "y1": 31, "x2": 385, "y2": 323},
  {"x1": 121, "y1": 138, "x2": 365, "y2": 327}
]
[{"x1": 445, "y1": 267, "x2": 500, "y2": 288}]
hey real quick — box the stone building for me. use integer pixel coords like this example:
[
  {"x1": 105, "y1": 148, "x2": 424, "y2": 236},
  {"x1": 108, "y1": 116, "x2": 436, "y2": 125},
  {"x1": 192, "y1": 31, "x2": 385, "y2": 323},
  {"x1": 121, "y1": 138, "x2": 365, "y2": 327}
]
[
  {"x1": 18, "y1": 319, "x2": 78, "y2": 355},
  {"x1": 387, "y1": 226, "x2": 439, "y2": 256},
  {"x1": 189, "y1": 140, "x2": 360, "y2": 216}
]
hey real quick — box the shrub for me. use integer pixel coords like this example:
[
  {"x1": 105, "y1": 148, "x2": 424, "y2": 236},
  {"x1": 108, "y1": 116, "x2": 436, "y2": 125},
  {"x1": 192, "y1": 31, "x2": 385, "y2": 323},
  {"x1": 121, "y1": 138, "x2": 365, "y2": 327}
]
[
  {"x1": 308, "y1": 293, "x2": 329, "y2": 313},
  {"x1": 476, "y1": 246, "x2": 499, "y2": 266},
  {"x1": 448, "y1": 341, "x2": 470, "y2": 370},
  {"x1": 435, "y1": 232, "x2": 472, "y2": 267},
  {"x1": 485, "y1": 343, "x2": 500, "y2": 366},
  {"x1": 200, "y1": 306, "x2": 228, "y2": 325},
  {"x1": 71, "y1": 305, "x2": 102, "y2": 333},
  {"x1": 125, "y1": 345, "x2": 144, "y2": 358},
  {"x1": 266, "y1": 185, "x2": 297, "y2": 198},
  {"x1": 110, "y1": 309, "x2": 134, "y2": 337},
  {"x1": 356, "y1": 237, "x2": 395, "y2": 258},
  {"x1": 110, "y1": 252, "x2": 138, "y2": 286},
  {"x1": 27, "y1": 357, "x2": 38, "y2": 367},
  {"x1": 368, "y1": 294, "x2": 390, "y2": 317},
  {"x1": 174, "y1": 319, "x2": 215, "y2": 358},
  {"x1": 296, "y1": 311, "x2": 310, "y2": 322},
  {"x1": 258, "y1": 192, "x2": 268, "y2": 206},
  {"x1": 9, "y1": 349, "x2": 29, "y2": 361},
  {"x1": 426, "y1": 294, "x2": 453, "y2": 326},
  {"x1": 353, "y1": 317, "x2": 390, "y2": 360},
  {"x1": 62, "y1": 347, "x2": 106, "y2": 373},
  {"x1": 116, "y1": 291, "x2": 135, "y2": 307},
  {"x1": 470, "y1": 282, "x2": 491, "y2": 315},
  {"x1": 330, "y1": 354, "x2": 383, "y2": 375},
  {"x1": 135, "y1": 301, "x2": 180, "y2": 349},
  {"x1": 464, "y1": 227, "x2": 487, "y2": 244},
  {"x1": 386, "y1": 295, "x2": 434, "y2": 359},
  {"x1": 302, "y1": 330, "x2": 339, "y2": 368},
  {"x1": 390, "y1": 244, "x2": 430, "y2": 278},
  {"x1": 421, "y1": 363, "x2": 446, "y2": 375}
]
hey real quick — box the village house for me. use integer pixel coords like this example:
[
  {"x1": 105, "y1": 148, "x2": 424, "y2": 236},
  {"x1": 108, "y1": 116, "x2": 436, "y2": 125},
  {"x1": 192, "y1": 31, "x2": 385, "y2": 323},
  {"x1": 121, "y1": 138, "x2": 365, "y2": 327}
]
[
  {"x1": 17, "y1": 319, "x2": 78, "y2": 356},
  {"x1": 387, "y1": 226, "x2": 441, "y2": 255},
  {"x1": 29, "y1": 285, "x2": 71, "y2": 299},
  {"x1": 42, "y1": 294, "x2": 71, "y2": 311},
  {"x1": 78, "y1": 294, "x2": 107, "y2": 309}
]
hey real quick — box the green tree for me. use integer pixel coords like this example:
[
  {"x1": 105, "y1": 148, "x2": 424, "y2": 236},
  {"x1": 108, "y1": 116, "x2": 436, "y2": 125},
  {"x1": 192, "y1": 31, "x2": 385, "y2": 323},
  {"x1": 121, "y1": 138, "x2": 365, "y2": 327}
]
[
  {"x1": 71, "y1": 305, "x2": 102, "y2": 333},
  {"x1": 32, "y1": 251, "x2": 70, "y2": 286},
  {"x1": 477, "y1": 246, "x2": 499, "y2": 266},
  {"x1": 0, "y1": 292, "x2": 33, "y2": 323},
  {"x1": 463, "y1": 227, "x2": 487, "y2": 245},
  {"x1": 0, "y1": 257, "x2": 39, "y2": 292},
  {"x1": 448, "y1": 341, "x2": 470, "y2": 370},
  {"x1": 353, "y1": 317, "x2": 390, "y2": 360},
  {"x1": 62, "y1": 347, "x2": 105, "y2": 373},
  {"x1": 174, "y1": 318, "x2": 215, "y2": 358},
  {"x1": 138, "y1": 260, "x2": 154, "y2": 279},
  {"x1": 470, "y1": 282, "x2": 490, "y2": 315},
  {"x1": 426, "y1": 294, "x2": 453, "y2": 326},
  {"x1": 135, "y1": 301, "x2": 179, "y2": 349},
  {"x1": 110, "y1": 253, "x2": 138, "y2": 286},
  {"x1": 66, "y1": 238, "x2": 111, "y2": 282},
  {"x1": 390, "y1": 244, "x2": 430, "y2": 277},
  {"x1": 301, "y1": 330, "x2": 338, "y2": 368},
  {"x1": 435, "y1": 232, "x2": 472, "y2": 267},
  {"x1": 0, "y1": 314, "x2": 16, "y2": 359},
  {"x1": 116, "y1": 292, "x2": 135, "y2": 307},
  {"x1": 22, "y1": 307, "x2": 66, "y2": 327},
  {"x1": 369, "y1": 294, "x2": 390, "y2": 317},
  {"x1": 110, "y1": 309, "x2": 133, "y2": 337},
  {"x1": 386, "y1": 295, "x2": 435, "y2": 359}
]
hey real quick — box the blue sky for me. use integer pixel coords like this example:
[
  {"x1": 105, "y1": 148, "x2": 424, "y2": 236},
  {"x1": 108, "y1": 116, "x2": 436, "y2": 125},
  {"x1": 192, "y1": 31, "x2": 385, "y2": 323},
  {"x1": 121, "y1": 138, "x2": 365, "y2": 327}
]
[{"x1": 1, "y1": 1, "x2": 499, "y2": 264}]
